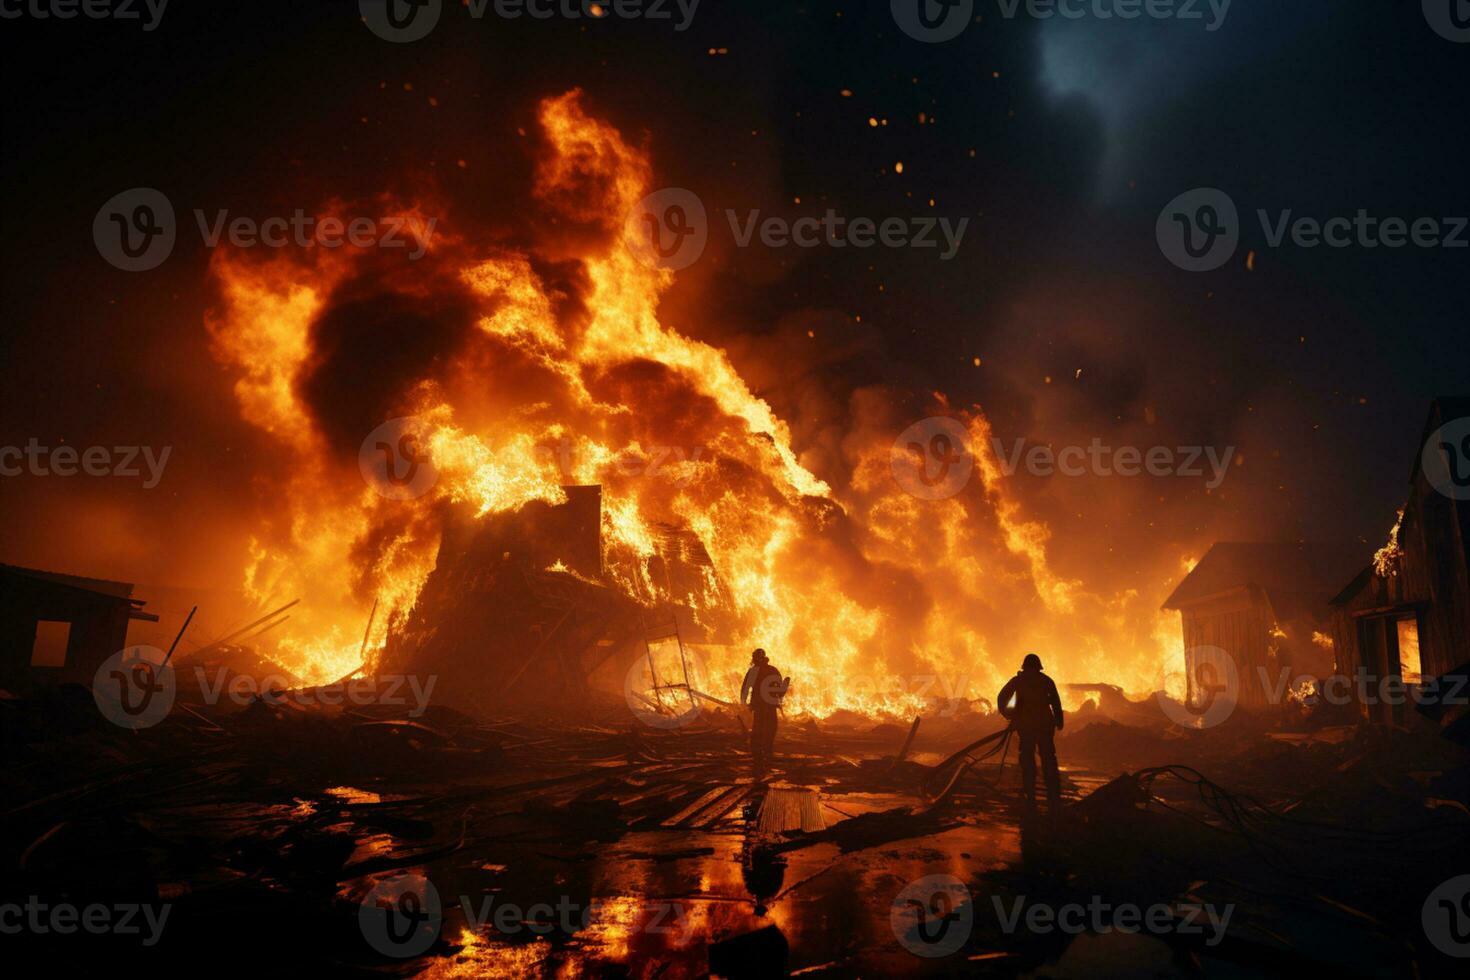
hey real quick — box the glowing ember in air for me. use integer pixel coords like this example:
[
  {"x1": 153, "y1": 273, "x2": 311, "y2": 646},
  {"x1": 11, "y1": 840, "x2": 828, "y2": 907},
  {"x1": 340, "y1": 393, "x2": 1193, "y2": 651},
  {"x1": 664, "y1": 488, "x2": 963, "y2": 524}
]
[{"x1": 206, "y1": 90, "x2": 1181, "y2": 716}]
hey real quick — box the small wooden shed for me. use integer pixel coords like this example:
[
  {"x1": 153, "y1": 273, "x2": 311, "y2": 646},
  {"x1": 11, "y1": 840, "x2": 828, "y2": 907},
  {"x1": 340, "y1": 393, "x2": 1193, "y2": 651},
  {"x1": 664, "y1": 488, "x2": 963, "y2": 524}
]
[
  {"x1": 0, "y1": 562, "x2": 159, "y2": 690},
  {"x1": 1162, "y1": 542, "x2": 1368, "y2": 712}
]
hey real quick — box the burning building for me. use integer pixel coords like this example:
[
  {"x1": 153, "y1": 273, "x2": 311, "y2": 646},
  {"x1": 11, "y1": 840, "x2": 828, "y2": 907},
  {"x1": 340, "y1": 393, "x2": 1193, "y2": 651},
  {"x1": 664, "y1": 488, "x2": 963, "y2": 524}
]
[
  {"x1": 1329, "y1": 398, "x2": 1470, "y2": 726},
  {"x1": 381, "y1": 484, "x2": 732, "y2": 714},
  {"x1": 6, "y1": 10, "x2": 1470, "y2": 975},
  {"x1": 1161, "y1": 541, "x2": 1368, "y2": 712},
  {"x1": 199, "y1": 89, "x2": 1186, "y2": 721}
]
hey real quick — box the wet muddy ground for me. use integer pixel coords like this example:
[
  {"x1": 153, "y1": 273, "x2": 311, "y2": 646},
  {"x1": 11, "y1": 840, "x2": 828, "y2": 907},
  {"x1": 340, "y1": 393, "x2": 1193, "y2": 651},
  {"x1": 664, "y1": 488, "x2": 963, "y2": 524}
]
[
  {"x1": 318, "y1": 723, "x2": 1043, "y2": 976},
  {"x1": 379, "y1": 790, "x2": 1026, "y2": 977},
  {"x1": 6, "y1": 692, "x2": 1468, "y2": 977}
]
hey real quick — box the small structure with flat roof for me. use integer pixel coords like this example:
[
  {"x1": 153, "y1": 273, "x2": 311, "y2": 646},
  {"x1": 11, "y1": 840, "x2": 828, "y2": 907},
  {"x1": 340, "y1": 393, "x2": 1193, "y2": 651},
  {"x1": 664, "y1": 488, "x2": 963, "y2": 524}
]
[{"x1": 0, "y1": 562, "x2": 158, "y2": 690}]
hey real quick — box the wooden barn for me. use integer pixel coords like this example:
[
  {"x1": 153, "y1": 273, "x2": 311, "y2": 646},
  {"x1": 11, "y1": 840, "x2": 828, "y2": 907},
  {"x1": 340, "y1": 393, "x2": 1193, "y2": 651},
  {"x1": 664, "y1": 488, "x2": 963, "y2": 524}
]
[
  {"x1": 1327, "y1": 398, "x2": 1470, "y2": 725},
  {"x1": 1162, "y1": 542, "x2": 1369, "y2": 712},
  {"x1": 0, "y1": 562, "x2": 158, "y2": 691}
]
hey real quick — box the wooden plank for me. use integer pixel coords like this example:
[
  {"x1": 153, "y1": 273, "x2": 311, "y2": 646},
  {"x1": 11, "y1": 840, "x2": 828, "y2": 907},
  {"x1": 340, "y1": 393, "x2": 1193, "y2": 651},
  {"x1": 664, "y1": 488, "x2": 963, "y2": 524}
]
[
  {"x1": 689, "y1": 785, "x2": 752, "y2": 827},
  {"x1": 661, "y1": 786, "x2": 729, "y2": 827}
]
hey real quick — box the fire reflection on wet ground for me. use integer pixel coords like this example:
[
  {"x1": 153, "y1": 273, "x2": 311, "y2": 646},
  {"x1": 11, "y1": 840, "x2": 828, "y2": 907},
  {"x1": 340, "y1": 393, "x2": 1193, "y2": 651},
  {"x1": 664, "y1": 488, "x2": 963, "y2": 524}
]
[
  {"x1": 13, "y1": 693, "x2": 1460, "y2": 978},
  {"x1": 358, "y1": 786, "x2": 1025, "y2": 977}
]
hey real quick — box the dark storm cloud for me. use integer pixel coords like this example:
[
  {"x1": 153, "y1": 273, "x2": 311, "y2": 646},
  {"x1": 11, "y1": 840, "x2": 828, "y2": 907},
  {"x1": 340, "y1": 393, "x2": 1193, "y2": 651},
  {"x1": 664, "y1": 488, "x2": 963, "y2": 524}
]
[{"x1": 1034, "y1": 0, "x2": 1323, "y2": 193}]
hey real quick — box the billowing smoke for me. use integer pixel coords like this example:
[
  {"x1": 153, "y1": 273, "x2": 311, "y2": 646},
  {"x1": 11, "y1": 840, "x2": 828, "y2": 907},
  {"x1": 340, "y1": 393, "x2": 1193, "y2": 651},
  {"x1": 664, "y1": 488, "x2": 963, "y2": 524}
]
[{"x1": 198, "y1": 89, "x2": 1188, "y2": 714}]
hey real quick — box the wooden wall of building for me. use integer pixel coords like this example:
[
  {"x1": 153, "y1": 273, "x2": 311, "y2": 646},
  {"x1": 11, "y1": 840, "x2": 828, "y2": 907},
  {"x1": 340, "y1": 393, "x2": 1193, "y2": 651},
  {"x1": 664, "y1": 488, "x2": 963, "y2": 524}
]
[
  {"x1": 1179, "y1": 587, "x2": 1279, "y2": 711},
  {"x1": 0, "y1": 574, "x2": 135, "y2": 689},
  {"x1": 1332, "y1": 467, "x2": 1469, "y2": 693},
  {"x1": 1328, "y1": 449, "x2": 1469, "y2": 724},
  {"x1": 1398, "y1": 467, "x2": 1470, "y2": 678}
]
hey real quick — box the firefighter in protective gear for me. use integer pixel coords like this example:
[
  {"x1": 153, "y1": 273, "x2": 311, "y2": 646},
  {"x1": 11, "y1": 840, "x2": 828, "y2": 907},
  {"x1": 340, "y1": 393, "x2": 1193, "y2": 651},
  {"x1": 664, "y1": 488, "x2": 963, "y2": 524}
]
[
  {"x1": 996, "y1": 653, "x2": 1064, "y2": 811},
  {"x1": 740, "y1": 648, "x2": 788, "y2": 768}
]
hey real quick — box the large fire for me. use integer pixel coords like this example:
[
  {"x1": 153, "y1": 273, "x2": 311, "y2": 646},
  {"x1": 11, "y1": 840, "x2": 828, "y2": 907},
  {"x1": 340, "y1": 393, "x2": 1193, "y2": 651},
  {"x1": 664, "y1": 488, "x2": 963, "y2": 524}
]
[{"x1": 205, "y1": 90, "x2": 1185, "y2": 718}]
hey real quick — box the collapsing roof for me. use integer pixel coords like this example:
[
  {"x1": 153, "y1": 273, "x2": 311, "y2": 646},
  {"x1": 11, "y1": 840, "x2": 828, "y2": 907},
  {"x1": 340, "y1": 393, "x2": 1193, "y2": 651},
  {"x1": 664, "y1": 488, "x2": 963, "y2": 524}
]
[
  {"x1": 382, "y1": 486, "x2": 732, "y2": 713},
  {"x1": 1161, "y1": 541, "x2": 1370, "y2": 621}
]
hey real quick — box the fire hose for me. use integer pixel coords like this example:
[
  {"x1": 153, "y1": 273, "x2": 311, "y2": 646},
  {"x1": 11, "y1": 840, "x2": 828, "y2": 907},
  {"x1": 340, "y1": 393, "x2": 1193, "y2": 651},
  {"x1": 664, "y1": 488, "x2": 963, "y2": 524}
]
[{"x1": 921, "y1": 724, "x2": 1015, "y2": 804}]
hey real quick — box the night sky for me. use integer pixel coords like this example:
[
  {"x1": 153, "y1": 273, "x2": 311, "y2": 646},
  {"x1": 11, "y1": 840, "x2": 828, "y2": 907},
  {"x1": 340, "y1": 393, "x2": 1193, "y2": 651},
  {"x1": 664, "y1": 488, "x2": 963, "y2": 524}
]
[{"x1": 1, "y1": 1, "x2": 1466, "y2": 595}]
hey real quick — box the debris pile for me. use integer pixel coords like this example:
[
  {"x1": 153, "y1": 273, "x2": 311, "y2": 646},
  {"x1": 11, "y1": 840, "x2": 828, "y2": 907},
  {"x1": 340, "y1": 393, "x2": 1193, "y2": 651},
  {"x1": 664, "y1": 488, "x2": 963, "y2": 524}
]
[{"x1": 2, "y1": 673, "x2": 1466, "y2": 976}]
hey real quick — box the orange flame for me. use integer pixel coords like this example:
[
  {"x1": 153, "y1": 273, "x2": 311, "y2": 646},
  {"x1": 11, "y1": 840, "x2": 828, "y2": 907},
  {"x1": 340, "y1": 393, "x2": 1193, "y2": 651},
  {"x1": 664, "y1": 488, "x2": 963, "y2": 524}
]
[{"x1": 206, "y1": 90, "x2": 1183, "y2": 715}]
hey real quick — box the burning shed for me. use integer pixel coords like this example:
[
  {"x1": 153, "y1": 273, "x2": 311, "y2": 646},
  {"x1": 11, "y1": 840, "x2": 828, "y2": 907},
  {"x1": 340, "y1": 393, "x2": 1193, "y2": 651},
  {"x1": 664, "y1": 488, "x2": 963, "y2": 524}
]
[
  {"x1": 1328, "y1": 398, "x2": 1470, "y2": 725},
  {"x1": 0, "y1": 563, "x2": 158, "y2": 691},
  {"x1": 1162, "y1": 542, "x2": 1368, "y2": 712}
]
